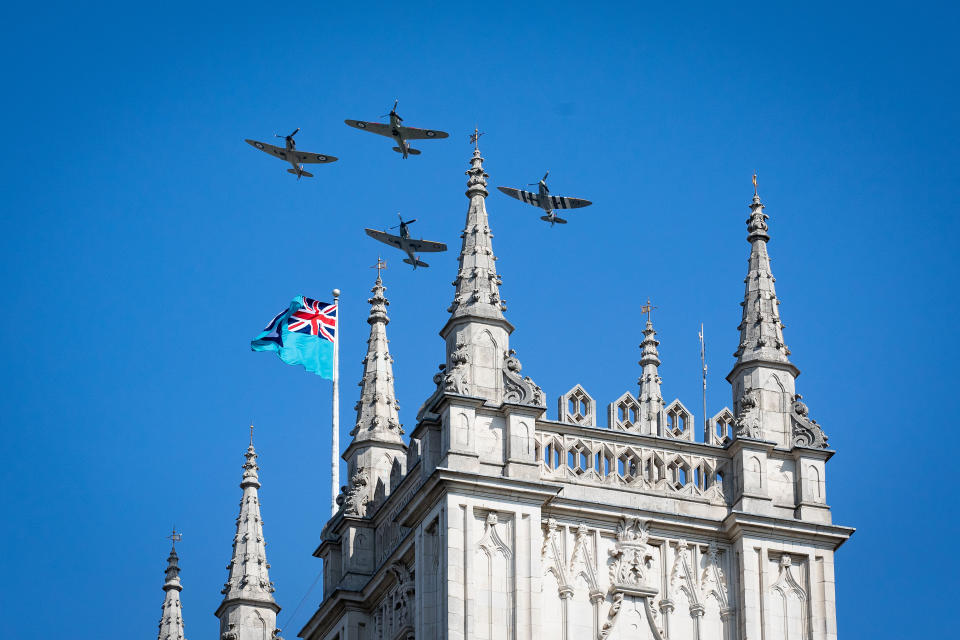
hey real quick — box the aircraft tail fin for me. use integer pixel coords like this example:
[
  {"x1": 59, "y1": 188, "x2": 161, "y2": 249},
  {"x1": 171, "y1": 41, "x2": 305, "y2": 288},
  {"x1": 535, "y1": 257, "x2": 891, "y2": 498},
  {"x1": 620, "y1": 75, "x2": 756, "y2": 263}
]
[
  {"x1": 541, "y1": 215, "x2": 567, "y2": 225},
  {"x1": 392, "y1": 146, "x2": 421, "y2": 155},
  {"x1": 403, "y1": 257, "x2": 429, "y2": 268},
  {"x1": 287, "y1": 168, "x2": 314, "y2": 178}
]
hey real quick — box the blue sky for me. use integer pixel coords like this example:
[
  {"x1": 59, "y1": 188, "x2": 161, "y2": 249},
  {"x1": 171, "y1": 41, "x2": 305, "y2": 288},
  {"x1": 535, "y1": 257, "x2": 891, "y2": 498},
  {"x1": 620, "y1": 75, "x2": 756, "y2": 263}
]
[{"x1": 2, "y1": 1, "x2": 957, "y2": 638}]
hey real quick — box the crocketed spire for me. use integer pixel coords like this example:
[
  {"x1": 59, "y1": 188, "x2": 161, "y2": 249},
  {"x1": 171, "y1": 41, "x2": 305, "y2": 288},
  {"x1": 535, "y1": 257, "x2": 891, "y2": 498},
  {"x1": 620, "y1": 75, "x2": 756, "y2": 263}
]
[
  {"x1": 727, "y1": 179, "x2": 810, "y2": 448},
  {"x1": 157, "y1": 537, "x2": 186, "y2": 640},
  {"x1": 219, "y1": 435, "x2": 276, "y2": 605},
  {"x1": 350, "y1": 275, "x2": 404, "y2": 444},
  {"x1": 446, "y1": 148, "x2": 509, "y2": 323},
  {"x1": 435, "y1": 146, "x2": 542, "y2": 406},
  {"x1": 637, "y1": 315, "x2": 664, "y2": 434},
  {"x1": 732, "y1": 187, "x2": 792, "y2": 367},
  {"x1": 340, "y1": 274, "x2": 408, "y2": 517}
]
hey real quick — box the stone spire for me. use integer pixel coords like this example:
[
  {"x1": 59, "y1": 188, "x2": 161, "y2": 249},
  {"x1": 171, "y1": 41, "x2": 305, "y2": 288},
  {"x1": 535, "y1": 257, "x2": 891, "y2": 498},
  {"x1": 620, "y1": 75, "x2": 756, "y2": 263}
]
[
  {"x1": 350, "y1": 275, "x2": 404, "y2": 446},
  {"x1": 215, "y1": 432, "x2": 280, "y2": 640},
  {"x1": 636, "y1": 313, "x2": 664, "y2": 435},
  {"x1": 732, "y1": 187, "x2": 793, "y2": 369},
  {"x1": 445, "y1": 147, "x2": 509, "y2": 325},
  {"x1": 157, "y1": 535, "x2": 186, "y2": 640},
  {"x1": 727, "y1": 180, "x2": 805, "y2": 447},
  {"x1": 341, "y1": 274, "x2": 407, "y2": 516},
  {"x1": 437, "y1": 147, "x2": 543, "y2": 406}
]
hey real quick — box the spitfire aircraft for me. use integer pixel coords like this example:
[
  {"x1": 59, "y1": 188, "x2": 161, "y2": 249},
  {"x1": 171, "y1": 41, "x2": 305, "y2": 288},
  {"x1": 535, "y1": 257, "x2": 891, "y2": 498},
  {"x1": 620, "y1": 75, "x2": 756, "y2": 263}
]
[
  {"x1": 365, "y1": 215, "x2": 447, "y2": 269},
  {"x1": 497, "y1": 172, "x2": 592, "y2": 225},
  {"x1": 245, "y1": 128, "x2": 338, "y2": 179},
  {"x1": 345, "y1": 101, "x2": 449, "y2": 159}
]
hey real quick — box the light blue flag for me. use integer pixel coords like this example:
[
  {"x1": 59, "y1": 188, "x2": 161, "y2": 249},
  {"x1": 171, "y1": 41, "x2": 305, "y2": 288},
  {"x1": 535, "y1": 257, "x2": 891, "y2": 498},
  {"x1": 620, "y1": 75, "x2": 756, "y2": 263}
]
[{"x1": 251, "y1": 296, "x2": 337, "y2": 379}]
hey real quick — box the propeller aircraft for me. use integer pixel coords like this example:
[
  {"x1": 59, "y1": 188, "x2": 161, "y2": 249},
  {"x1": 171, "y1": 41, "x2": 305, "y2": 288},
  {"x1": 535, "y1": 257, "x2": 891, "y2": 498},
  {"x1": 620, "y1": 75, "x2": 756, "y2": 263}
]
[
  {"x1": 245, "y1": 128, "x2": 338, "y2": 179},
  {"x1": 345, "y1": 101, "x2": 449, "y2": 159},
  {"x1": 365, "y1": 214, "x2": 447, "y2": 269},
  {"x1": 497, "y1": 171, "x2": 592, "y2": 225}
]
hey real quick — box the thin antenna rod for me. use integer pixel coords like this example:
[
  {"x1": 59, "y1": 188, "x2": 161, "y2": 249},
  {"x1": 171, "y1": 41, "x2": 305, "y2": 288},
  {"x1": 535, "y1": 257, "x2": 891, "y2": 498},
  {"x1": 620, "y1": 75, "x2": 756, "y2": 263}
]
[{"x1": 699, "y1": 323, "x2": 708, "y2": 439}]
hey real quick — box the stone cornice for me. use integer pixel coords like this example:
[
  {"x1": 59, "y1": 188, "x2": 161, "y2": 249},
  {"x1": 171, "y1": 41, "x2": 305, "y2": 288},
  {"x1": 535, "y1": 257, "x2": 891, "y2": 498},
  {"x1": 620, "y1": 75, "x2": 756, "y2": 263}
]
[
  {"x1": 722, "y1": 511, "x2": 855, "y2": 550},
  {"x1": 214, "y1": 595, "x2": 281, "y2": 618},
  {"x1": 396, "y1": 467, "x2": 562, "y2": 529}
]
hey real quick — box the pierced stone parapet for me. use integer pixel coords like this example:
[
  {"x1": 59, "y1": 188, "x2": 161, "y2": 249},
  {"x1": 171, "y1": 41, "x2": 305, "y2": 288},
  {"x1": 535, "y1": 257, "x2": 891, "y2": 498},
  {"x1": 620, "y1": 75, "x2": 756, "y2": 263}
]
[
  {"x1": 708, "y1": 408, "x2": 735, "y2": 447},
  {"x1": 535, "y1": 426, "x2": 727, "y2": 504},
  {"x1": 557, "y1": 384, "x2": 596, "y2": 426},
  {"x1": 608, "y1": 391, "x2": 641, "y2": 431},
  {"x1": 664, "y1": 399, "x2": 695, "y2": 441}
]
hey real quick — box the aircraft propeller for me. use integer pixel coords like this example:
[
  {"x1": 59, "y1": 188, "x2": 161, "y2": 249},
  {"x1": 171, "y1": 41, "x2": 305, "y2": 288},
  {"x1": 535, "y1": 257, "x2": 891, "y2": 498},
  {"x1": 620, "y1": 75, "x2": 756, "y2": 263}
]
[
  {"x1": 275, "y1": 128, "x2": 300, "y2": 140},
  {"x1": 381, "y1": 99, "x2": 402, "y2": 122},
  {"x1": 529, "y1": 171, "x2": 549, "y2": 186},
  {"x1": 390, "y1": 212, "x2": 417, "y2": 229}
]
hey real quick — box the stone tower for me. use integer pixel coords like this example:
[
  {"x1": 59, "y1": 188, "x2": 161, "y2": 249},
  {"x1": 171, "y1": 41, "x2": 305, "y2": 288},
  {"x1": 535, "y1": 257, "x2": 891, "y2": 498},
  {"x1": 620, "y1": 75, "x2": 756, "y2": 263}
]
[
  {"x1": 157, "y1": 537, "x2": 187, "y2": 640},
  {"x1": 215, "y1": 433, "x2": 281, "y2": 640},
  {"x1": 300, "y1": 150, "x2": 852, "y2": 640}
]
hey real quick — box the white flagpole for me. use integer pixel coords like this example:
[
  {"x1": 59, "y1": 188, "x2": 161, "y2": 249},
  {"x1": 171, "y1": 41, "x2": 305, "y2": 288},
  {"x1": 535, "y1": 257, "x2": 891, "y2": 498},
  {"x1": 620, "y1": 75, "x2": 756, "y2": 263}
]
[{"x1": 331, "y1": 288, "x2": 340, "y2": 516}]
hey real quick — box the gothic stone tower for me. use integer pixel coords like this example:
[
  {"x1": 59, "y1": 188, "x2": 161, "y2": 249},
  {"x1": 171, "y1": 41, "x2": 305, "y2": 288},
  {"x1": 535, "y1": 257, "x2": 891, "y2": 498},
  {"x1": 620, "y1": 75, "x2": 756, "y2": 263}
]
[{"x1": 301, "y1": 150, "x2": 852, "y2": 640}]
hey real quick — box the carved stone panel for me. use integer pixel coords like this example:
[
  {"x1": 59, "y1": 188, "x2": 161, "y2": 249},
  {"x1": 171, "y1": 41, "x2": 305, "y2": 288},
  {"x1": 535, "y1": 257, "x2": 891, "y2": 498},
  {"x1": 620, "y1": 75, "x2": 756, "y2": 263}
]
[
  {"x1": 608, "y1": 392, "x2": 641, "y2": 431},
  {"x1": 558, "y1": 384, "x2": 596, "y2": 426}
]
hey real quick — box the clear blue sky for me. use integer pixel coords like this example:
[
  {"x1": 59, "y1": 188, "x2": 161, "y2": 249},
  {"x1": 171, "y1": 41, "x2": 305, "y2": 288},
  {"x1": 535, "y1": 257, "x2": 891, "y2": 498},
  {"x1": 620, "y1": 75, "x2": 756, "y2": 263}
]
[{"x1": 3, "y1": 2, "x2": 957, "y2": 638}]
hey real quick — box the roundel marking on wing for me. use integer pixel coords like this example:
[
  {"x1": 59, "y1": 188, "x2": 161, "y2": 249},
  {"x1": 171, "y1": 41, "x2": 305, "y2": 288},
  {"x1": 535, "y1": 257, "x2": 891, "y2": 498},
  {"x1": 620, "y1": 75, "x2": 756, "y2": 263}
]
[
  {"x1": 426, "y1": 130, "x2": 436, "y2": 137},
  {"x1": 357, "y1": 122, "x2": 367, "y2": 129},
  {"x1": 316, "y1": 155, "x2": 327, "y2": 161},
  {"x1": 255, "y1": 142, "x2": 264, "y2": 149}
]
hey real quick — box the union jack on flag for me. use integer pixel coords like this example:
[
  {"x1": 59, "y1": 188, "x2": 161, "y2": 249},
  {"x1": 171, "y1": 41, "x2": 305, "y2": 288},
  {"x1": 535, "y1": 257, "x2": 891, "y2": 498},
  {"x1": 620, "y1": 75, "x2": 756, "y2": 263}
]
[{"x1": 288, "y1": 298, "x2": 337, "y2": 342}]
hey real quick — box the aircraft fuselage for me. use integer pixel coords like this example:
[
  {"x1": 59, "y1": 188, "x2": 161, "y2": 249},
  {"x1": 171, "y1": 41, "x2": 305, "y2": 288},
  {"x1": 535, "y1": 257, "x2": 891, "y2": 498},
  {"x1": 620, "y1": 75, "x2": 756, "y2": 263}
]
[
  {"x1": 282, "y1": 136, "x2": 306, "y2": 177},
  {"x1": 389, "y1": 113, "x2": 409, "y2": 158}
]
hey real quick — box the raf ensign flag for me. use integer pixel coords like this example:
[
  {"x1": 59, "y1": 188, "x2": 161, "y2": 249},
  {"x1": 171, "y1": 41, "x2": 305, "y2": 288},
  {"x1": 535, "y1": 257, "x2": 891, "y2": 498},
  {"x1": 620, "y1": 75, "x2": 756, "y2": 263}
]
[{"x1": 251, "y1": 296, "x2": 337, "y2": 379}]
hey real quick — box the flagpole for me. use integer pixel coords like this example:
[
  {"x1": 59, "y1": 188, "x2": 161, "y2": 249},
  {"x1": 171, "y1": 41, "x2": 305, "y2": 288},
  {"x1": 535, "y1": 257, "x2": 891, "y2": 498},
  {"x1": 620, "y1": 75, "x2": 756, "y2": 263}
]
[{"x1": 331, "y1": 288, "x2": 340, "y2": 517}]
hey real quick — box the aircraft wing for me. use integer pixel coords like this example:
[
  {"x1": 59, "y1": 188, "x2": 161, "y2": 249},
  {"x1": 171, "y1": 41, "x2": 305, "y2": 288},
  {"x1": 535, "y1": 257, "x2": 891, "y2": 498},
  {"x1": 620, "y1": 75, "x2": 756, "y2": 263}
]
[
  {"x1": 345, "y1": 120, "x2": 394, "y2": 137},
  {"x1": 547, "y1": 195, "x2": 592, "y2": 210},
  {"x1": 246, "y1": 139, "x2": 291, "y2": 160},
  {"x1": 406, "y1": 238, "x2": 447, "y2": 253},
  {"x1": 398, "y1": 126, "x2": 449, "y2": 140},
  {"x1": 365, "y1": 228, "x2": 404, "y2": 248},
  {"x1": 293, "y1": 150, "x2": 338, "y2": 164},
  {"x1": 497, "y1": 186, "x2": 540, "y2": 207}
]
